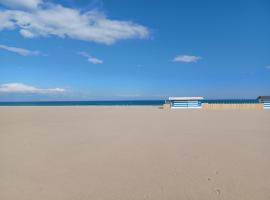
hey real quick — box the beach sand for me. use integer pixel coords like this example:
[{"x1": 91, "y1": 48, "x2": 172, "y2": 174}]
[{"x1": 0, "y1": 106, "x2": 270, "y2": 200}]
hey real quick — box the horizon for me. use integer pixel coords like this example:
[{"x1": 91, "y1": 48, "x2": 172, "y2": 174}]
[
  {"x1": 1, "y1": 0, "x2": 270, "y2": 101},
  {"x1": 0, "y1": 96, "x2": 265, "y2": 103}
]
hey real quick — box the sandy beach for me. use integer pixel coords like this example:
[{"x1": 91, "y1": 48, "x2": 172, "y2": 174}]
[{"x1": 0, "y1": 106, "x2": 270, "y2": 200}]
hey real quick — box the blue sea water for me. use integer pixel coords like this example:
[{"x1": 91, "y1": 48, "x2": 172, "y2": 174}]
[
  {"x1": 0, "y1": 100, "x2": 165, "y2": 106},
  {"x1": 0, "y1": 99, "x2": 260, "y2": 106}
]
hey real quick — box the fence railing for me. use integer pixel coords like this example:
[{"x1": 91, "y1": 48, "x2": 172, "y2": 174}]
[{"x1": 202, "y1": 103, "x2": 264, "y2": 109}]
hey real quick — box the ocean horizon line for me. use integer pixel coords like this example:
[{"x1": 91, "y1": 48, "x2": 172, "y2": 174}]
[
  {"x1": 0, "y1": 98, "x2": 263, "y2": 106},
  {"x1": 0, "y1": 100, "x2": 166, "y2": 106}
]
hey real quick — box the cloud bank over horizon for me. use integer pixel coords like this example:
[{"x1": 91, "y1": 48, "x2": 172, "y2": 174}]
[{"x1": 0, "y1": 83, "x2": 65, "y2": 93}]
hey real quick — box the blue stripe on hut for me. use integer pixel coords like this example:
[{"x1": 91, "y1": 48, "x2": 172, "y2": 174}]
[
  {"x1": 169, "y1": 97, "x2": 204, "y2": 109},
  {"x1": 258, "y1": 96, "x2": 270, "y2": 109}
]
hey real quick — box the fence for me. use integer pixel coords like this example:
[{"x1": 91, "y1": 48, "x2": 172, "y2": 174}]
[{"x1": 202, "y1": 103, "x2": 264, "y2": 109}]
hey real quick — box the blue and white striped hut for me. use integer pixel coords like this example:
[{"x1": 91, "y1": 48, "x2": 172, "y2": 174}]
[
  {"x1": 169, "y1": 97, "x2": 204, "y2": 109},
  {"x1": 258, "y1": 96, "x2": 270, "y2": 109}
]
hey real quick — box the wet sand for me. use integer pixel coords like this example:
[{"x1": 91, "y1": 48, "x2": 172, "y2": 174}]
[{"x1": 0, "y1": 106, "x2": 270, "y2": 200}]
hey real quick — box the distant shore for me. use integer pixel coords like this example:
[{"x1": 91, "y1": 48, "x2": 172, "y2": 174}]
[{"x1": 1, "y1": 106, "x2": 270, "y2": 200}]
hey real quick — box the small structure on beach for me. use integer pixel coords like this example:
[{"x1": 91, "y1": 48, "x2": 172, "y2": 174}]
[
  {"x1": 167, "y1": 96, "x2": 270, "y2": 109},
  {"x1": 257, "y1": 96, "x2": 270, "y2": 109},
  {"x1": 168, "y1": 97, "x2": 204, "y2": 109}
]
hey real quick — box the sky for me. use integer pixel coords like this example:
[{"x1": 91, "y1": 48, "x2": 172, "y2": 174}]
[{"x1": 0, "y1": 0, "x2": 270, "y2": 101}]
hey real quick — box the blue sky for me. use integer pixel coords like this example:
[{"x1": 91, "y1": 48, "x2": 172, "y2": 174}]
[{"x1": 0, "y1": 0, "x2": 270, "y2": 101}]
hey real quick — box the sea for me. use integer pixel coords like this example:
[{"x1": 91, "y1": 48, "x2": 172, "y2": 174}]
[
  {"x1": 0, "y1": 100, "x2": 165, "y2": 106},
  {"x1": 0, "y1": 99, "x2": 260, "y2": 106}
]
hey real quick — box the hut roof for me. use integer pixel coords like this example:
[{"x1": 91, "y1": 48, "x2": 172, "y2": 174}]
[
  {"x1": 169, "y1": 97, "x2": 204, "y2": 100},
  {"x1": 258, "y1": 96, "x2": 270, "y2": 101}
]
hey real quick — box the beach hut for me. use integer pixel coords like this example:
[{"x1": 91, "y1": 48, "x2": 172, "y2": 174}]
[
  {"x1": 257, "y1": 96, "x2": 270, "y2": 109},
  {"x1": 168, "y1": 97, "x2": 204, "y2": 109}
]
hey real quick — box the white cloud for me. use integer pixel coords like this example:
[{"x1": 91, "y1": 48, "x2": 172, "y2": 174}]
[
  {"x1": 88, "y1": 57, "x2": 103, "y2": 64},
  {"x1": 20, "y1": 29, "x2": 35, "y2": 38},
  {"x1": 0, "y1": 44, "x2": 40, "y2": 56},
  {"x1": 78, "y1": 51, "x2": 103, "y2": 64},
  {"x1": 0, "y1": 3, "x2": 149, "y2": 44},
  {"x1": 173, "y1": 55, "x2": 201, "y2": 63},
  {"x1": 0, "y1": 0, "x2": 42, "y2": 10},
  {"x1": 0, "y1": 83, "x2": 65, "y2": 93}
]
